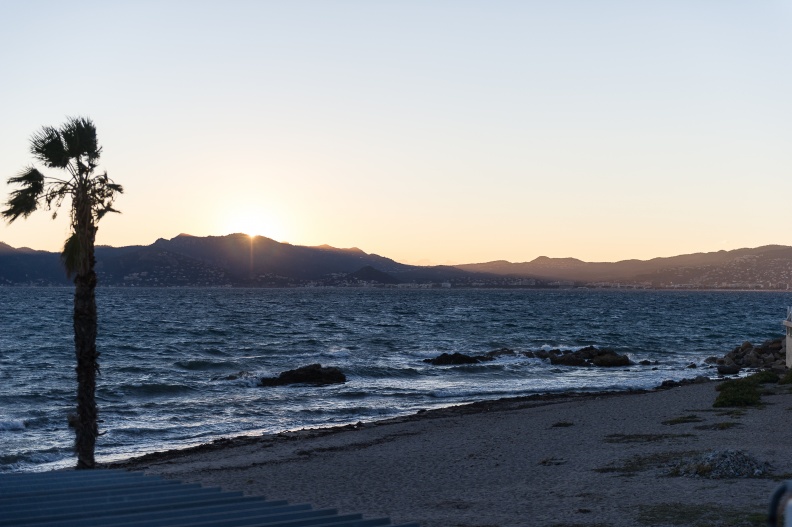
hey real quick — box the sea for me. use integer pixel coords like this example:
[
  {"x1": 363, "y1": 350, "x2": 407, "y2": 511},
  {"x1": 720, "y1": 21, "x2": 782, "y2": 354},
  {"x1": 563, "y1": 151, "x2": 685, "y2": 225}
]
[{"x1": 1, "y1": 287, "x2": 791, "y2": 473}]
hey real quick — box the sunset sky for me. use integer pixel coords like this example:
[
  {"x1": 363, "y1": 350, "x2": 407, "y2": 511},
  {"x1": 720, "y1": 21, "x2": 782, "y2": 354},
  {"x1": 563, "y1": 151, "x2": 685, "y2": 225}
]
[{"x1": 1, "y1": 1, "x2": 790, "y2": 265}]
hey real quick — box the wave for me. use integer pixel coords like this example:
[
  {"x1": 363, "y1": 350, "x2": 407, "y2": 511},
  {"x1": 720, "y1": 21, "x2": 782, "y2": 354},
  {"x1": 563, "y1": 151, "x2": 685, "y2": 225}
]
[
  {"x1": 349, "y1": 366, "x2": 422, "y2": 379},
  {"x1": 0, "y1": 420, "x2": 25, "y2": 431},
  {"x1": 174, "y1": 360, "x2": 240, "y2": 371},
  {"x1": 118, "y1": 383, "x2": 197, "y2": 396}
]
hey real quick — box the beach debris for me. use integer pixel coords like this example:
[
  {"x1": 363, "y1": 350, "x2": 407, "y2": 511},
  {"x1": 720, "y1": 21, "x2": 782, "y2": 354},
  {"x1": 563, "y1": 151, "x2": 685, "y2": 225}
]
[
  {"x1": 260, "y1": 364, "x2": 346, "y2": 387},
  {"x1": 668, "y1": 450, "x2": 770, "y2": 479}
]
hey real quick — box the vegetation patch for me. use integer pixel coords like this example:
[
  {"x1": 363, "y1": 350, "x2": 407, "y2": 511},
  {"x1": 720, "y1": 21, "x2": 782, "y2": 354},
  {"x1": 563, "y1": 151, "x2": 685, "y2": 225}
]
[
  {"x1": 748, "y1": 370, "x2": 780, "y2": 384},
  {"x1": 637, "y1": 503, "x2": 765, "y2": 526},
  {"x1": 779, "y1": 370, "x2": 792, "y2": 385},
  {"x1": 594, "y1": 450, "x2": 699, "y2": 476},
  {"x1": 713, "y1": 379, "x2": 762, "y2": 408},
  {"x1": 604, "y1": 433, "x2": 694, "y2": 444},
  {"x1": 694, "y1": 421, "x2": 740, "y2": 431},
  {"x1": 715, "y1": 408, "x2": 746, "y2": 418},
  {"x1": 662, "y1": 414, "x2": 704, "y2": 425}
]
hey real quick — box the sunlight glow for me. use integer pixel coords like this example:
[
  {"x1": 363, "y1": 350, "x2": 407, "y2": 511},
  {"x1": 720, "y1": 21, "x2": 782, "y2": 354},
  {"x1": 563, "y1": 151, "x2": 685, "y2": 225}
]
[{"x1": 224, "y1": 211, "x2": 287, "y2": 242}]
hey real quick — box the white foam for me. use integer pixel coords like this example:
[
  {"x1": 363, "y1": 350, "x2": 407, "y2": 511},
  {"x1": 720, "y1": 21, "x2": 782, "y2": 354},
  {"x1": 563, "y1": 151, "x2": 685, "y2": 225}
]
[{"x1": 0, "y1": 419, "x2": 25, "y2": 431}]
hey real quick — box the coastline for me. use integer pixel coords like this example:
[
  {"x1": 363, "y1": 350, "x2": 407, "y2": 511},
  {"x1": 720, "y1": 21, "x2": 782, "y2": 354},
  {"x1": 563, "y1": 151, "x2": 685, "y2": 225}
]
[{"x1": 110, "y1": 381, "x2": 792, "y2": 527}]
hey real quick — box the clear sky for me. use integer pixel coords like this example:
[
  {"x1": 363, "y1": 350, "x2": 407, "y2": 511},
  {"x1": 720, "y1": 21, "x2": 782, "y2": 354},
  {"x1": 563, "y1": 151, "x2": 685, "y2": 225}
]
[{"x1": 1, "y1": 1, "x2": 790, "y2": 265}]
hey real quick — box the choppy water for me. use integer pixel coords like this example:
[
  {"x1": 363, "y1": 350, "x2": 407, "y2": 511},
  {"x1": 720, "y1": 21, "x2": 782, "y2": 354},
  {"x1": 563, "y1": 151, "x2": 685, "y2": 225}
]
[{"x1": 1, "y1": 287, "x2": 790, "y2": 472}]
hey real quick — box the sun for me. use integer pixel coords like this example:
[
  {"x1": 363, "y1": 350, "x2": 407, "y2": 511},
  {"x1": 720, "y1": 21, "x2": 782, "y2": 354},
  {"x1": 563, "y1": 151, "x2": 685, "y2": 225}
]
[{"x1": 224, "y1": 211, "x2": 287, "y2": 242}]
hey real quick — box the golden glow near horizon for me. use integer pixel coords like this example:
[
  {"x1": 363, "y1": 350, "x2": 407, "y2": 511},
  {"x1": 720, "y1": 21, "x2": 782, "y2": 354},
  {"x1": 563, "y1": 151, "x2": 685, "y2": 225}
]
[
  {"x1": 223, "y1": 210, "x2": 288, "y2": 242},
  {"x1": 1, "y1": 3, "x2": 790, "y2": 265}
]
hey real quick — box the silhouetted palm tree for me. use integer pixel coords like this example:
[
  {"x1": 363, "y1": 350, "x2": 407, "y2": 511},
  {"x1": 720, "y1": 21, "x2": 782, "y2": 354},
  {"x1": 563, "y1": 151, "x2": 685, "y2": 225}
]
[{"x1": 3, "y1": 117, "x2": 123, "y2": 468}]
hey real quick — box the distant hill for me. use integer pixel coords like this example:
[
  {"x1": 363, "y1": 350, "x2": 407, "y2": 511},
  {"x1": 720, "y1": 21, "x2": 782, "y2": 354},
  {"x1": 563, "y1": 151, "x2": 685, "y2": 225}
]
[
  {"x1": 457, "y1": 245, "x2": 792, "y2": 289},
  {"x1": 1, "y1": 235, "x2": 791, "y2": 289},
  {"x1": 0, "y1": 234, "x2": 489, "y2": 287}
]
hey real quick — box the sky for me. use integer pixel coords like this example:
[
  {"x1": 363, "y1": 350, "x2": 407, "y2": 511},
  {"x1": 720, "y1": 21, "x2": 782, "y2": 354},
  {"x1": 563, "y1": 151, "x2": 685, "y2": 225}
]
[{"x1": 1, "y1": 1, "x2": 790, "y2": 265}]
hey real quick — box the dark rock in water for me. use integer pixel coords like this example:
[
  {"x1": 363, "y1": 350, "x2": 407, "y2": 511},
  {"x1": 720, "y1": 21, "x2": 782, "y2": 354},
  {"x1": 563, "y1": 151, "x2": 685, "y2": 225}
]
[
  {"x1": 704, "y1": 356, "x2": 719, "y2": 364},
  {"x1": 591, "y1": 352, "x2": 631, "y2": 367},
  {"x1": 424, "y1": 352, "x2": 486, "y2": 365},
  {"x1": 687, "y1": 363, "x2": 698, "y2": 369},
  {"x1": 639, "y1": 360, "x2": 653, "y2": 366},
  {"x1": 260, "y1": 364, "x2": 346, "y2": 387},
  {"x1": 717, "y1": 364, "x2": 741, "y2": 375},
  {"x1": 549, "y1": 353, "x2": 588, "y2": 367},
  {"x1": 713, "y1": 337, "x2": 785, "y2": 373},
  {"x1": 548, "y1": 346, "x2": 632, "y2": 368}
]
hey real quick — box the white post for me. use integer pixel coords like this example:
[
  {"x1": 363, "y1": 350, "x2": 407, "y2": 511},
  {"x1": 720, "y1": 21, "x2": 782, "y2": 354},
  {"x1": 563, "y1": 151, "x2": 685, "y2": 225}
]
[{"x1": 785, "y1": 307, "x2": 792, "y2": 369}]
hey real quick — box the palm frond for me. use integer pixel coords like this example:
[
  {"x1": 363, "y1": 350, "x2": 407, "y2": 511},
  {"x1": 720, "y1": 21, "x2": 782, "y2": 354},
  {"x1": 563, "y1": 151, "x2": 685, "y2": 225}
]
[
  {"x1": 61, "y1": 117, "x2": 101, "y2": 163},
  {"x1": 2, "y1": 167, "x2": 45, "y2": 222},
  {"x1": 61, "y1": 232, "x2": 80, "y2": 278},
  {"x1": 30, "y1": 127, "x2": 69, "y2": 168}
]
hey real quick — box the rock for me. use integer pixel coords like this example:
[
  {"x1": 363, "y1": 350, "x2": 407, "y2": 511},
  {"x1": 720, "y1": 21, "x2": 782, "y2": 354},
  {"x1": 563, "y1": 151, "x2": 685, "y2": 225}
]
[
  {"x1": 591, "y1": 352, "x2": 631, "y2": 367},
  {"x1": 547, "y1": 346, "x2": 632, "y2": 368},
  {"x1": 424, "y1": 352, "x2": 485, "y2": 365},
  {"x1": 549, "y1": 353, "x2": 588, "y2": 367},
  {"x1": 767, "y1": 340, "x2": 783, "y2": 351},
  {"x1": 260, "y1": 364, "x2": 346, "y2": 387},
  {"x1": 704, "y1": 356, "x2": 718, "y2": 364},
  {"x1": 639, "y1": 360, "x2": 653, "y2": 366},
  {"x1": 713, "y1": 337, "x2": 784, "y2": 372},
  {"x1": 686, "y1": 363, "x2": 697, "y2": 369},
  {"x1": 717, "y1": 364, "x2": 741, "y2": 375}
]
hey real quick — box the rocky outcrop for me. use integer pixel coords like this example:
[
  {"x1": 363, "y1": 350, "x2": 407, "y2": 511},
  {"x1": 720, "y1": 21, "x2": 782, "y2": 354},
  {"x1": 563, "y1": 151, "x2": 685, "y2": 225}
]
[
  {"x1": 260, "y1": 364, "x2": 346, "y2": 387},
  {"x1": 547, "y1": 346, "x2": 632, "y2": 368},
  {"x1": 423, "y1": 348, "x2": 517, "y2": 365},
  {"x1": 423, "y1": 352, "x2": 489, "y2": 365},
  {"x1": 707, "y1": 338, "x2": 786, "y2": 375}
]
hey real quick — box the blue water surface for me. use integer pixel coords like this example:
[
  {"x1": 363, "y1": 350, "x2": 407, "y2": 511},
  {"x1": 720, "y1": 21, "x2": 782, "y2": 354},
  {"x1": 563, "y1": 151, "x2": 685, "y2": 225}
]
[{"x1": 1, "y1": 287, "x2": 790, "y2": 472}]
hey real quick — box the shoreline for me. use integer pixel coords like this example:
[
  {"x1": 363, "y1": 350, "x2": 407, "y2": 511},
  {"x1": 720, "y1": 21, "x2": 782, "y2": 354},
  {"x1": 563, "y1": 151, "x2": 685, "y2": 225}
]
[
  {"x1": 108, "y1": 386, "x2": 657, "y2": 468},
  {"x1": 109, "y1": 379, "x2": 791, "y2": 527}
]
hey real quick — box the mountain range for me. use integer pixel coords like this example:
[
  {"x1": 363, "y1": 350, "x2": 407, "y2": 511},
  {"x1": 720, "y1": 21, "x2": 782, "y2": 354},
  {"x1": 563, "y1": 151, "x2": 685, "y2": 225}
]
[{"x1": 1, "y1": 234, "x2": 791, "y2": 289}]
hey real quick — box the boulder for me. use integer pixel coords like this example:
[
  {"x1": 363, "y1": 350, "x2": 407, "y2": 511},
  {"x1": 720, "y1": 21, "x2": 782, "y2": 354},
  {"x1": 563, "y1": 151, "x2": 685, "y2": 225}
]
[
  {"x1": 712, "y1": 337, "x2": 786, "y2": 373},
  {"x1": 548, "y1": 346, "x2": 632, "y2": 368},
  {"x1": 717, "y1": 364, "x2": 741, "y2": 375},
  {"x1": 424, "y1": 352, "x2": 486, "y2": 365},
  {"x1": 591, "y1": 352, "x2": 631, "y2": 367},
  {"x1": 549, "y1": 353, "x2": 588, "y2": 367},
  {"x1": 261, "y1": 364, "x2": 346, "y2": 387}
]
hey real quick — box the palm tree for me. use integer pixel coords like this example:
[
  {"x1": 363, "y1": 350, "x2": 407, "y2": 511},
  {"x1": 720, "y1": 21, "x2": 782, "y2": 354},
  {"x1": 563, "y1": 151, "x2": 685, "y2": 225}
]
[{"x1": 3, "y1": 117, "x2": 123, "y2": 469}]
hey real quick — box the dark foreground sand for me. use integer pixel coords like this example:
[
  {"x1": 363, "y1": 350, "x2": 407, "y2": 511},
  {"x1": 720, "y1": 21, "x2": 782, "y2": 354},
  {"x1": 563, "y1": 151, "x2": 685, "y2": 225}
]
[{"x1": 112, "y1": 382, "x2": 792, "y2": 527}]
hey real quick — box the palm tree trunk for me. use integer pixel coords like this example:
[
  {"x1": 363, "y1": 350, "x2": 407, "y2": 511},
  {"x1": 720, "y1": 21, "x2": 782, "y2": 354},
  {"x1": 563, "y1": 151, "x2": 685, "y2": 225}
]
[{"x1": 73, "y1": 196, "x2": 99, "y2": 469}]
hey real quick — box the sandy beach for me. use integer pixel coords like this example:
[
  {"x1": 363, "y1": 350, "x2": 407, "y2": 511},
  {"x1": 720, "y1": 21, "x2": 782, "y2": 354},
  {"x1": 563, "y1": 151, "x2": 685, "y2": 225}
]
[{"x1": 112, "y1": 381, "x2": 792, "y2": 527}]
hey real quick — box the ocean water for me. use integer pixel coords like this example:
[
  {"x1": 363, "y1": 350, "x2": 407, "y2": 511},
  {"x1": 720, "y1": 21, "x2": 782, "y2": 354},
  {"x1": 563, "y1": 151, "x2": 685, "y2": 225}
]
[{"x1": 1, "y1": 287, "x2": 790, "y2": 473}]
